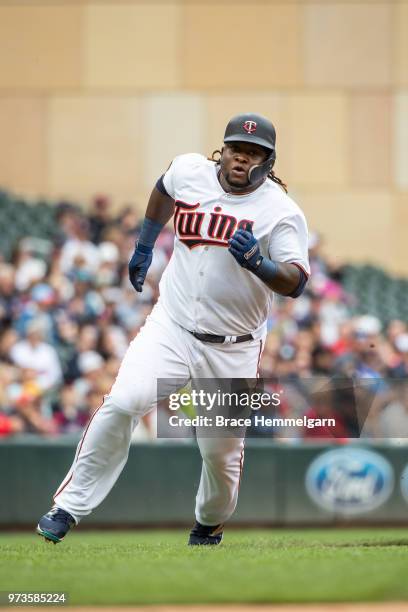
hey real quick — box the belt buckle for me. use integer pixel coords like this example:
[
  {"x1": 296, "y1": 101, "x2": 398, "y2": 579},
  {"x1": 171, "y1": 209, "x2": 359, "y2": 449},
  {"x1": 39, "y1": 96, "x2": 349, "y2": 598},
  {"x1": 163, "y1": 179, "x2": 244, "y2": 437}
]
[{"x1": 223, "y1": 336, "x2": 237, "y2": 344}]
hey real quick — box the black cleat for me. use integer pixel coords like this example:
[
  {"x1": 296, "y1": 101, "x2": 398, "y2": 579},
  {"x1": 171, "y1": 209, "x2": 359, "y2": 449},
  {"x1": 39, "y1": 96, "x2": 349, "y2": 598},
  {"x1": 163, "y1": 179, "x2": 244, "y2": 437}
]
[
  {"x1": 188, "y1": 520, "x2": 224, "y2": 546},
  {"x1": 36, "y1": 507, "x2": 76, "y2": 544}
]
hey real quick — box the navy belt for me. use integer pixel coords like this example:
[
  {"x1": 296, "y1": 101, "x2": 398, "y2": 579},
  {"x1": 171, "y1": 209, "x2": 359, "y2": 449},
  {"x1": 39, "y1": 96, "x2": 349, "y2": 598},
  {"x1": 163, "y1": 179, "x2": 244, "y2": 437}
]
[{"x1": 190, "y1": 331, "x2": 253, "y2": 344}]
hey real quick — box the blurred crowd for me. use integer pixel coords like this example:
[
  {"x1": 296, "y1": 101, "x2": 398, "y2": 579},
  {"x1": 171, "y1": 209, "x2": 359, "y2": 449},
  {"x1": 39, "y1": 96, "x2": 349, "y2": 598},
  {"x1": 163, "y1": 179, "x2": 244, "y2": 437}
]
[{"x1": 1, "y1": 196, "x2": 408, "y2": 440}]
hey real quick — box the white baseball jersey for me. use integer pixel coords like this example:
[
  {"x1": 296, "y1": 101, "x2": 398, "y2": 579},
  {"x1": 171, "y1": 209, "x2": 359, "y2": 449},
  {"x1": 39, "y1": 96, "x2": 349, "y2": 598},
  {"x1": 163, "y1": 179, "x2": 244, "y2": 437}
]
[{"x1": 159, "y1": 153, "x2": 310, "y2": 337}]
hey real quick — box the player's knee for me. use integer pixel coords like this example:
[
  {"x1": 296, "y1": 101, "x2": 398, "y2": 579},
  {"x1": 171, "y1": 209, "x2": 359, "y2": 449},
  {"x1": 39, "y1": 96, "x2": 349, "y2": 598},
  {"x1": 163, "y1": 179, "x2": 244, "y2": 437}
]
[
  {"x1": 200, "y1": 439, "x2": 243, "y2": 470},
  {"x1": 200, "y1": 446, "x2": 233, "y2": 470}
]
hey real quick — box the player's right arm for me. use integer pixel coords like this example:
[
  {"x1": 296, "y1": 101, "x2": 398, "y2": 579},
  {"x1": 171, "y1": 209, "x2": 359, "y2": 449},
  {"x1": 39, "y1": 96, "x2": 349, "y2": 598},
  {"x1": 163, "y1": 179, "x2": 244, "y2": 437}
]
[
  {"x1": 129, "y1": 154, "x2": 198, "y2": 292},
  {"x1": 144, "y1": 181, "x2": 175, "y2": 226},
  {"x1": 128, "y1": 181, "x2": 174, "y2": 293}
]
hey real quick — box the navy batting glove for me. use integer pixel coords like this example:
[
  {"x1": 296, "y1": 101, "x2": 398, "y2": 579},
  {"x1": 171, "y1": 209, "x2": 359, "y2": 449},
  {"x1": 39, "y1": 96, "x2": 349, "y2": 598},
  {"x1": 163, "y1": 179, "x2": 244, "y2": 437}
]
[
  {"x1": 128, "y1": 243, "x2": 153, "y2": 293},
  {"x1": 228, "y1": 225, "x2": 261, "y2": 271}
]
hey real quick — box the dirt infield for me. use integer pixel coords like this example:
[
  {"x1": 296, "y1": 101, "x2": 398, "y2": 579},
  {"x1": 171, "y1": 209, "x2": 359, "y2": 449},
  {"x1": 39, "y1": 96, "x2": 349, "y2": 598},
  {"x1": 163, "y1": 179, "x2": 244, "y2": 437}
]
[{"x1": 7, "y1": 605, "x2": 408, "y2": 611}]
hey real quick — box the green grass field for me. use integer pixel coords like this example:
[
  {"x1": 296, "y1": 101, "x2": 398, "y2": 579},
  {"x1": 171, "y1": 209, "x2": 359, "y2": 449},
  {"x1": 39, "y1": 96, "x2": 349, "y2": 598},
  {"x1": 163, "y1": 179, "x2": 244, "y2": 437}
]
[{"x1": 0, "y1": 529, "x2": 408, "y2": 605}]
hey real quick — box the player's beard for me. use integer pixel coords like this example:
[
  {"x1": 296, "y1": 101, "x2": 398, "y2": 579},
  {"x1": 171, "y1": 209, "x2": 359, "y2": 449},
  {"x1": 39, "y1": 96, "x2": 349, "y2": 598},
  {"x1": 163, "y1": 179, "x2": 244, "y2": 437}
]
[
  {"x1": 219, "y1": 159, "x2": 253, "y2": 192},
  {"x1": 225, "y1": 172, "x2": 249, "y2": 189}
]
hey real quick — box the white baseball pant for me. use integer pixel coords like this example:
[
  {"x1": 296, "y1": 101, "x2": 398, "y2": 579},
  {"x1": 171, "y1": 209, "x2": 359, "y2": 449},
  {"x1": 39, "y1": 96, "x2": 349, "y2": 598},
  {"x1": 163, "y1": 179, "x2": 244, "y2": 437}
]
[{"x1": 54, "y1": 301, "x2": 264, "y2": 526}]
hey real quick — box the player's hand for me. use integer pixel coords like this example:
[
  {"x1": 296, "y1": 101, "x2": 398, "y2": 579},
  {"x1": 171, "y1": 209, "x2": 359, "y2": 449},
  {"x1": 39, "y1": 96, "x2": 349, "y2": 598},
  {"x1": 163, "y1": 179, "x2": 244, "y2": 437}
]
[
  {"x1": 228, "y1": 224, "x2": 261, "y2": 271},
  {"x1": 128, "y1": 244, "x2": 153, "y2": 293}
]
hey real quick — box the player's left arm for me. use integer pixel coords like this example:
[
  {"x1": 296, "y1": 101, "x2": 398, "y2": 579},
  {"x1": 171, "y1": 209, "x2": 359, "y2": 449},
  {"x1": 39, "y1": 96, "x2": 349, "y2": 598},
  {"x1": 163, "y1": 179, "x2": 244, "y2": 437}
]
[{"x1": 228, "y1": 215, "x2": 310, "y2": 298}]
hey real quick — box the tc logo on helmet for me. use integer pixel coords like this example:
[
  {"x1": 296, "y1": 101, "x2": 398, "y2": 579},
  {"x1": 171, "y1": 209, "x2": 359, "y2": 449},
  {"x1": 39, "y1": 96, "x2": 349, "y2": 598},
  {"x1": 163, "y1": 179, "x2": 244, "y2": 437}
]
[{"x1": 243, "y1": 120, "x2": 257, "y2": 134}]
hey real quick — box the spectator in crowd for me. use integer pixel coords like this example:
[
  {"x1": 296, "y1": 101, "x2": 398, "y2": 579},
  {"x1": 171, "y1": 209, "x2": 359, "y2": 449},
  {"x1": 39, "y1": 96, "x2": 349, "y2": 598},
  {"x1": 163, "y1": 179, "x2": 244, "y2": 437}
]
[
  {"x1": 303, "y1": 380, "x2": 350, "y2": 439},
  {"x1": 13, "y1": 241, "x2": 47, "y2": 292},
  {"x1": 88, "y1": 195, "x2": 113, "y2": 245},
  {"x1": 334, "y1": 315, "x2": 386, "y2": 381},
  {"x1": 0, "y1": 363, "x2": 24, "y2": 436},
  {"x1": 389, "y1": 333, "x2": 408, "y2": 378},
  {"x1": 9, "y1": 319, "x2": 62, "y2": 392},
  {"x1": 59, "y1": 215, "x2": 100, "y2": 276},
  {"x1": 52, "y1": 384, "x2": 90, "y2": 434},
  {"x1": 0, "y1": 263, "x2": 15, "y2": 330},
  {"x1": 0, "y1": 412, "x2": 24, "y2": 436},
  {"x1": 74, "y1": 350, "x2": 105, "y2": 402}
]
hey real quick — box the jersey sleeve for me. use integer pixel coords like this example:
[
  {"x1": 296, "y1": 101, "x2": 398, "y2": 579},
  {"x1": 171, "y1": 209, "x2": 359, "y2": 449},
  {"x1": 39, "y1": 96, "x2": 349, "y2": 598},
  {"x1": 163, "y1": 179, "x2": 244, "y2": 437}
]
[
  {"x1": 268, "y1": 213, "x2": 310, "y2": 276},
  {"x1": 162, "y1": 158, "x2": 179, "y2": 199},
  {"x1": 163, "y1": 157, "x2": 178, "y2": 198},
  {"x1": 162, "y1": 153, "x2": 203, "y2": 199}
]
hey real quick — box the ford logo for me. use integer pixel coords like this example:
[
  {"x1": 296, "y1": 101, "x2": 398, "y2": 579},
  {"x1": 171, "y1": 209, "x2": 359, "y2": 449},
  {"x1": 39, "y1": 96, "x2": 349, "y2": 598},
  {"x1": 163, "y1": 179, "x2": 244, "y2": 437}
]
[{"x1": 305, "y1": 448, "x2": 394, "y2": 515}]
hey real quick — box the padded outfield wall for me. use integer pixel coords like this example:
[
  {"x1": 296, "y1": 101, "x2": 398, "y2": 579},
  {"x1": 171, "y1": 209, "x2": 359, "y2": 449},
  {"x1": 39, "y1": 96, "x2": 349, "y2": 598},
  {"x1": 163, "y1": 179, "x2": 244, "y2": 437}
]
[{"x1": 1, "y1": 439, "x2": 408, "y2": 526}]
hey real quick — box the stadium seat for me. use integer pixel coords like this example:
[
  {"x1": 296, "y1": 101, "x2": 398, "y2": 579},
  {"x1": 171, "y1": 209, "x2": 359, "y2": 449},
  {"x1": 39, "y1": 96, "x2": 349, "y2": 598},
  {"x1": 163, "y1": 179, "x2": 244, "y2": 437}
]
[
  {"x1": 0, "y1": 191, "x2": 58, "y2": 259},
  {"x1": 341, "y1": 264, "x2": 408, "y2": 325}
]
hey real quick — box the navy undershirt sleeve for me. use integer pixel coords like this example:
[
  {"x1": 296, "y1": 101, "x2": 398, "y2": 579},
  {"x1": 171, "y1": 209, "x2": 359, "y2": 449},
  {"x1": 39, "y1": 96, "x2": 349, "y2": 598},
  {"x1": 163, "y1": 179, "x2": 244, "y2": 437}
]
[
  {"x1": 155, "y1": 174, "x2": 169, "y2": 197},
  {"x1": 287, "y1": 266, "x2": 308, "y2": 298}
]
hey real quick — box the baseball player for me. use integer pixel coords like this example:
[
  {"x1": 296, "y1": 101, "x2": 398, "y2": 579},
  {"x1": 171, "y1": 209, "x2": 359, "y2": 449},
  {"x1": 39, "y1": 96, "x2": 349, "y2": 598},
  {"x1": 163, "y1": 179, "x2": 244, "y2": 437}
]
[{"x1": 37, "y1": 113, "x2": 310, "y2": 545}]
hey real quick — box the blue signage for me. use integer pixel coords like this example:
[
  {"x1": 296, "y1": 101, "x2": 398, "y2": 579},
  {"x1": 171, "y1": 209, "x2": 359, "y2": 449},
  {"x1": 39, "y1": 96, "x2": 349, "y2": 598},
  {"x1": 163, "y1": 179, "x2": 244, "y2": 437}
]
[{"x1": 305, "y1": 448, "x2": 394, "y2": 515}]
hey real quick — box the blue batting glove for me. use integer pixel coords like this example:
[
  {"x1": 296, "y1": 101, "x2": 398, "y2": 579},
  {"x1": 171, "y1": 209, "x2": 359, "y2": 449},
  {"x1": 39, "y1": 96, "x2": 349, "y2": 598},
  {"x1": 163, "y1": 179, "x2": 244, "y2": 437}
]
[
  {"x1": 228, "y1": 225, "x2": 261, "y2": 271},
  {"x1": 128, "y1": 243, "x2": 153, "y2": 293}
]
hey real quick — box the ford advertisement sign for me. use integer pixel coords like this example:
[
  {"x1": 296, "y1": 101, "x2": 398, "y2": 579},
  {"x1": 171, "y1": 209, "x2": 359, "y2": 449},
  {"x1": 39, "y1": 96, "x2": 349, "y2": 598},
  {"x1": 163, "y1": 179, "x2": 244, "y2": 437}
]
[{"x1": 305, "y1": 448, "x2": 394, "y2": 516}]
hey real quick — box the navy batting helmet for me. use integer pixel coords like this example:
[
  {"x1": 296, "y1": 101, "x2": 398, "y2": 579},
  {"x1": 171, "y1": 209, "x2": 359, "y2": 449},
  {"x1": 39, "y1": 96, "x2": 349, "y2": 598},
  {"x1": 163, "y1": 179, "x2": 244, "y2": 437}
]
[{"x1": 223, "y1": 113, "x2": 276, "y2": 185}]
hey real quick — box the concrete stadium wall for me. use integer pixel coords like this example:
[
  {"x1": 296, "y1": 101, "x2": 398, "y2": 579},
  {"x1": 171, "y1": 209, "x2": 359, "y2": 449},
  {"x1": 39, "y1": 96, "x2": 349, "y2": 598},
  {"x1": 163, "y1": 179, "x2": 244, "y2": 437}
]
[
  {"x1": 0, "y1": 1, "x2": 407, "y2": 272},
  {"x1": 1, "y1": 439, "x2": 408, "y2": 526}
]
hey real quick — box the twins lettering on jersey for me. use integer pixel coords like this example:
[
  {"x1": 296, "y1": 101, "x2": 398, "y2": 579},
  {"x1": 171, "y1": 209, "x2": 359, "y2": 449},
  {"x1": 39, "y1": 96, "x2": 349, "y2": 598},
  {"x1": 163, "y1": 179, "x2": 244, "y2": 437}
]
[{"x1": 174, "y1": 200, "x2": 254, "y2": 249}]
